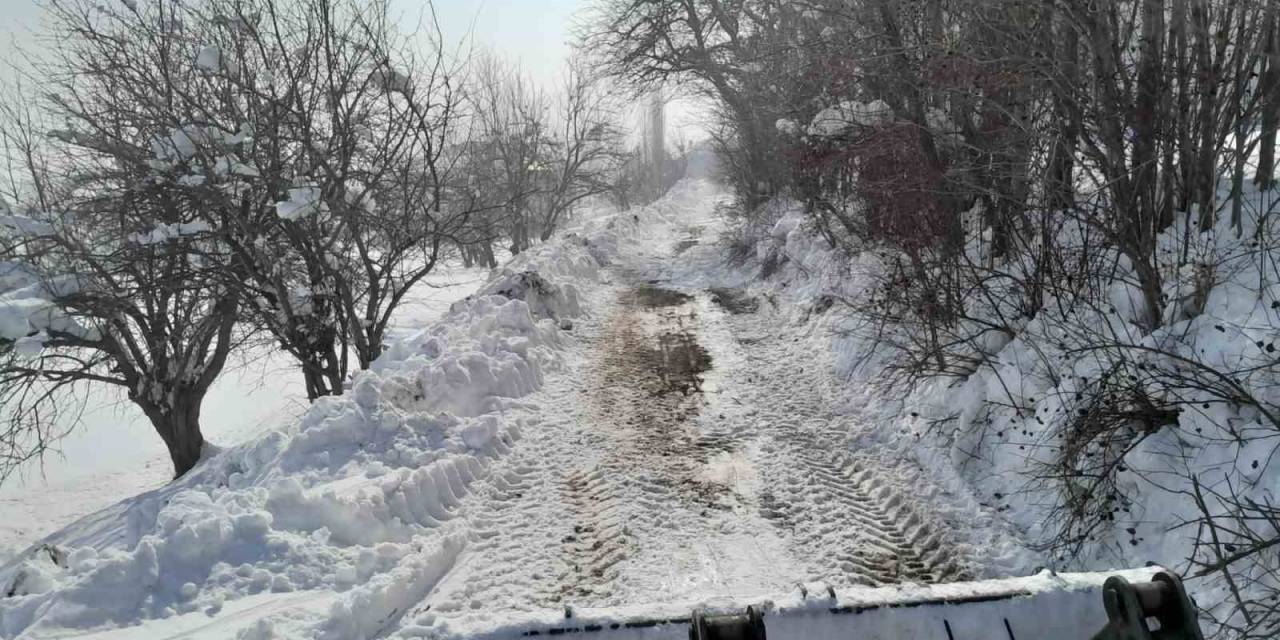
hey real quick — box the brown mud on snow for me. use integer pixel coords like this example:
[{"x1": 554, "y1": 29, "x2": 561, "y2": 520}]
[
  {"x1": 617, "y1": 286, "x2": 712, "y2": 396},
  {"x1": 707, "y1": 287, "x2": 760, "y2": 315},
  {"x1": 549, "y1": 282, "x2": 974, "y2": 605},
  {"x1": 625, "y1": 285, "x2": 694, "y2": 309},
  {"x1": 555, "y1": 286, "x2": 735, "y2": 596}
]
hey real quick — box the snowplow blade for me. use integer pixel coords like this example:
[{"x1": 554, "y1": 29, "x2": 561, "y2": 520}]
[{"x1": 432, "y1": 567, "x2": 1195, "y2": 640}]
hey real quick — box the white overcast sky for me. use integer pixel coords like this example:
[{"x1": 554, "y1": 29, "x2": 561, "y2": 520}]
[
  {"x1": 0, "y1": 0, "x2": 584, "y2": 86},
  {"x1": 0, "y1": 0, "x2": 704, "y2": 148}
]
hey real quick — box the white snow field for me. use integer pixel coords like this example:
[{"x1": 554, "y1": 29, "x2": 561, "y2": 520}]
[{"x1": 0, "y1": 180, "x2": 1150, "y2": 640}]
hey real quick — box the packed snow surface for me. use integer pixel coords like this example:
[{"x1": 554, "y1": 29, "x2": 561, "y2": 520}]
[{"x1": 0, "y1": 181, "x2": 1143, "y2": 639}]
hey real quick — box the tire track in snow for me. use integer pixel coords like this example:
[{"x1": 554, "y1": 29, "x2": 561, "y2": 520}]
[
  {"x1": 705, "y1": 299, "x2": 975, "y2": 588},
  {"x1": 560, "y1": 287, "x2": 735, "y2": 599},
  {"x1": 557, "y1": 465, "x2": 631, "y2": 600},
  {"x1": 400, "y1": 229, "x2": 985, "y2": 634},
  {"x1": 390, "y1": 278, "x2": 743, "y2": 630},
  {"x1": 404, "y1": 429, "x2": 566, "y2": 618},
  {"x1": 760, "y1": 437, "x2": 969, "y2": 584},
  {"x1": 390, "y1": 306, "x2": 615, "y2": 630},
  {"x1": 546, "y1": 283, "x2": 804, "y2": 606}
]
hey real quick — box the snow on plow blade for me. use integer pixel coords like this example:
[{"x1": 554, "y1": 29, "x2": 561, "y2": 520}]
[{"x1": 434, "y1": 568, "x2": 1203, "y2": 640}]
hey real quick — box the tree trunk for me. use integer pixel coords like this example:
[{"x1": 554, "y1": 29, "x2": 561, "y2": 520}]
[
  {"x1": 1257, "y1": 5, "x2": 1279, "y2": 189},
  {"x1": 1230, "y1": 123, "x2": 1247, "y2": 232},
  {"x1": 1158, "y1": 0, "x2": 1186, "y2": 228},
  {"x1": 1046, "y1": 2, "x2": 1080, "y2": 213},
  {"x1": 297, "y1": 335, "x2": 345, "y2": 400},
  {"x1": 1130, "y1": 246, "x2": 1166, "y2": 331},
  {"x1": 713, "y1": 87, "x2": 770, "y2": 209},
  {"x1": 1083, "y1": 3, "x2": 1133, "y2": 224},
  {"x1": 1192, "y1": 0, "x2": 1218, "y2": 230},
  {"x1": 302, "y1": 354, "x2": 344, "y2": 400},
  {"x1": 1171, "y1": 0, "x2": 1196, "y2": 212},
  {"x1": 1133, "y1": 0, "x2": 1165, "y2": 249},
  {"x1": 511, "y1": 214, "x2": 530, "y2": 254},
  {"x1": 143, "y1": 392, "x2": 208, "y2": 479}
]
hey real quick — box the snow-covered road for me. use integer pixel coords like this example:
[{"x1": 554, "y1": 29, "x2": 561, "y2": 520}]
[
  {"x1": 2, "y1": 180, "x2": 1035, "y2": 640},
  {"x1": 402, "y1": 195, "x2": 988, "y2": 635}
]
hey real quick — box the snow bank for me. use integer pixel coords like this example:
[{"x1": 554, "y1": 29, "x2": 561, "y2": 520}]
[
  {"x1": 447, "y1": 184, "x2": 682, "y2": 321},
  {"x1": 725, "y1": 182, "x2": 1280, "y2": 634},
  {"x1": 902, "y1": 195, "x2": 1280, "y2": 632},
  {"x1": 0, "y1": 298, "x2": 558, "y2": 635},
  {"x1": 462, "y1": 271, "x2": 584, "y2": 322},
  {"x1": 0, "y1": 185, "x2": 682, "y2": 639}
]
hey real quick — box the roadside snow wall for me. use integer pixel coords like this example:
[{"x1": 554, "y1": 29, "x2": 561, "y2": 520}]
[{"x1": 726, "y1": 185, "x2": 1280, "y2": 636}]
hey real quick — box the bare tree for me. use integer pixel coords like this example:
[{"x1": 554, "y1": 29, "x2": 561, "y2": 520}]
[
  {"x1": 466, "y1": 54, "x2": 549, "y2": 255},
  {"x1": 33, "y1": 0, "x2": 475, "y2": 400},
  {"x1": 1258, "y1": 3, "x2": 1279, "y2": 190},
  {"x1": 0, "y1": 0, "x2": 481, "y2": 489},
  {"x1": 536, "y1": 60, "x2": 626, "y2": 240},
  {"x1": 0, "y1": 72, "x2": 240, "y2": 478},
  {"x1": 465, "y1": 53, "x2": 625, "y2": 252}
]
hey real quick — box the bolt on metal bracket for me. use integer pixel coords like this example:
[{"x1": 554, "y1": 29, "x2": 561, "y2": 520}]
[
  {"x1": 1090, "y1": 571, "x2": 1205, "y2": 640},
  {"x1": 689, "y1": 606, "x2": 767, "y2": 640}
]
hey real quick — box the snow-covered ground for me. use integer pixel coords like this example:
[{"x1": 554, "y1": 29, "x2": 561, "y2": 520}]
[
  {"x1": 0, "y1": 180, "x2": 1159, "y2": 640},
  {"x1": 0, "y1": 263, "x2": 491, "y2": 564}
]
